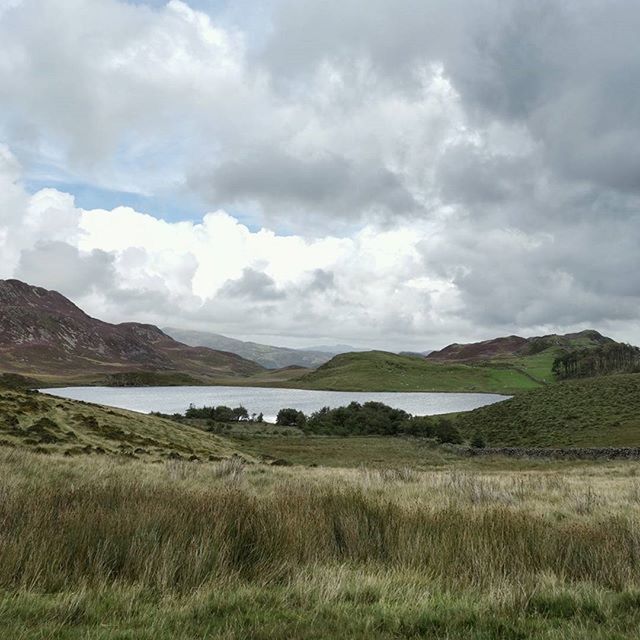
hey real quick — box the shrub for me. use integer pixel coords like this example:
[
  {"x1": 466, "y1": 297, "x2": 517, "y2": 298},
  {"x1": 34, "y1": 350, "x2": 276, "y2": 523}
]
[
  {"x1": 185, "y1": 404, "x2": 249, "y2": 422},
  {"x1": 433, "y1": 418, "x2": 463, "y2": 444},
  {"x1": 471, "y1": 431, "x2": 486, "y2": 449},
  {"x1": 276, "y1": 408, "x2": 306, "y2": 427}
]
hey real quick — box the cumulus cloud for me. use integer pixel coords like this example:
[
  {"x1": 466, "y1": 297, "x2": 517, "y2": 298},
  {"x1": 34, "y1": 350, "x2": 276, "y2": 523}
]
[
  {"x1": 16, "y1": 241, "x2": 115, "y2": 297},
  {"x1": 0, "y1": 0, "x2": 639, "y2": 348},
  {"x1": 220, "y1": 268, "x2": 286, "y2": 301}
]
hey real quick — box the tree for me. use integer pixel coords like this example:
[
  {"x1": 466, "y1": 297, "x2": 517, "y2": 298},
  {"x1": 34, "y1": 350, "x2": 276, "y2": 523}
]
[
  {"x1": 470, "y1": 431, "x2": 486, "y2": 449},
  {"x1": 232, "y1": 406, "x2": 249, "y2": 421},
  {"x1": 433, "y1": 418, "x2": 463, "y2": 444},
  {"x1": 276, "y1": 408, "x2": 306, "y2": 427}
]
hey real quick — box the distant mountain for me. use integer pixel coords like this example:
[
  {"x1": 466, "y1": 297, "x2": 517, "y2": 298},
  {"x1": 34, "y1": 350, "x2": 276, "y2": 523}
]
[
  {"x1": 0, "y1": 279, "x2": 263, "y2": 383},
  {"x1": 163, "y1": 328, "x2": 334, "y2": 369},
  {"x1": 427, "y1": 330, "x2": 614, "y2": 362},
  {"x1": 299, "y1": 344, "x2": 370, "y2": 355},
  {"x1": 399, "y1": 350, "x2": 433, "y2": 358}
]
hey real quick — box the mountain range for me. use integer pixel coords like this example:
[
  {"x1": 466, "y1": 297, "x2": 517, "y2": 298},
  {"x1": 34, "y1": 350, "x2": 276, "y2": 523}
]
[
  {"x1": 0, "y1": 278, "x2": 631, "y2": 394},
  {"x1": 163, "y1": 327, "x2": 338, "y2": 369},
  {"x1": 0, "y1": 279, "x2": 263, "y2": 384}
]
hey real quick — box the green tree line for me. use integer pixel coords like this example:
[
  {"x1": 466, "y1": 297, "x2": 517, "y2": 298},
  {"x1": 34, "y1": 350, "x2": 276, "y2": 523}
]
[{"x1": 552, "y1": 343, "x2": 640, "y2": 380}]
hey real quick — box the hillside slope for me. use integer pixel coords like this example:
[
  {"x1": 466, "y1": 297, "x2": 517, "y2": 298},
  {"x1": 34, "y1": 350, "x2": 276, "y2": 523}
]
[
  {"x1": 427, "y1": 330, "x2": 615, "y2": 384},
  {"x1": 0, "y1": 279, "x2": 263, "y2": 383},
  {"x1": 0, "y1": 385, "x2": 248, "y2": 460},
  {"x1": 295, "y1": 351, "x2": 541, "y2": 393},
  {"x1": 457, "y1": 373, "x2": 640, "y2": 447},
  {"x1": 164, "y1": 327, "x2": 333, "y2": 369}
]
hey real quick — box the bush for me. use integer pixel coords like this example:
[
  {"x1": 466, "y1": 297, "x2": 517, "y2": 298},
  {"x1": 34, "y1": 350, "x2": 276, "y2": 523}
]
[
  {"x1": 471, "y1": 431, "x2": 486, "y2": 449},
  {"x1": 276, "y1": 408, "x2": 306, "y2": 427},
  {"x1": 405, "y1": 416, "x2": 436, "y2": 437},
  {"x1": 305, "y1": 402, "x2": 410, "y2": 436},
  {"x1": 433, "y1": 418, "x2": 463, "y2": 444}
]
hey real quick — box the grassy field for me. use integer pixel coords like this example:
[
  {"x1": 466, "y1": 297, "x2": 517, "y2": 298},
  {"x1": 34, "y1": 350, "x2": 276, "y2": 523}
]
[
  {"x1": 1, "y1": 449, "x2": 640, "y2": 638},
  {"x1": 0, "y1": 388, "x2": 248, "y2": 461},
  {"x1": 293, "y1": 351, "x2": 543, "y2": 394},
  {"x1": 457, "y1": 372, "x2": 640, "y2": 447}
]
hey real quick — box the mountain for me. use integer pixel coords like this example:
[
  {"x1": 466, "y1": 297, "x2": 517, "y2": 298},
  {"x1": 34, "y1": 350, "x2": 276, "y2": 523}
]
[
  {"x1": 427, "y1": 330, "x2": 613, "y2": 362},
  {"x1": 0, "y1": 279, "x2": 264, "y2": 383},
  {"x1": 163, "y1": 327, "x2": 333, "y2": 369},
  {"x1": 456, "y1": 372, "x2": 640, "y2": 447},
  {"x1": 299, "y1": 344, "x2": 369, "y2": 355}
]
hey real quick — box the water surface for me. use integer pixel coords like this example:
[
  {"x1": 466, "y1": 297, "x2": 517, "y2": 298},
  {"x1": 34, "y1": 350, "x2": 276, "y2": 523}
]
[{"x1": 41, "y1": 386, "x2": 509, "y2": 421}]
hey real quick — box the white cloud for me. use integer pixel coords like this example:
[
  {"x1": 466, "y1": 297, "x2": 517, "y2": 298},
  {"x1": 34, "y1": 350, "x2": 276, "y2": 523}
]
[{"x1": 1, "y1": 0, "x2": 640, "y2": 349}]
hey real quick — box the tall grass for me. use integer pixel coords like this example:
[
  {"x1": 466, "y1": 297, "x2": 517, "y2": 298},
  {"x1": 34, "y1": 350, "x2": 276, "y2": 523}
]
[
  {"x1": 1, "y1": 460, "x2": 639, "y2": 594},
  {"x1": 3, "y1": 450, "x2": 640, "y2": 637}
]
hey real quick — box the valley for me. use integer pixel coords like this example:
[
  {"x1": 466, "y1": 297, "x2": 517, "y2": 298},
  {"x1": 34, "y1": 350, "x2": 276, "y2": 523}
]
[{"x1": 3, "y1": 278, "x2": 640, "y2": 640}]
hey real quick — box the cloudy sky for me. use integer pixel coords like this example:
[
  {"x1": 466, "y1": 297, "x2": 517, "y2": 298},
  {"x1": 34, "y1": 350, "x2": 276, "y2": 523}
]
[{"x1": 1, "y1": 0, "x2": 639, "y2": 350}]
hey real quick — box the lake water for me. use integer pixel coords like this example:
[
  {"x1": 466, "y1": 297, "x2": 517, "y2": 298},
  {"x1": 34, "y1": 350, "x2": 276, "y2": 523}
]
[{"x1": 40, "y1": 386, "x2": 509, "y2": 422}]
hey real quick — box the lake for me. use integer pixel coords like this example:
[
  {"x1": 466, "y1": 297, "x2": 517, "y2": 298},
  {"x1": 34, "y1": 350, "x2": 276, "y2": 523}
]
[{"x1": 40, "y1": 386, "x2": 509, "y2": 421}]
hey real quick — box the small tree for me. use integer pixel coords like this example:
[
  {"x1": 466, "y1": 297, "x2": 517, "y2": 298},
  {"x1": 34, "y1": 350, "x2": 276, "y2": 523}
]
[
  {"x1": 276, "y1": 408, "x2": 306, "y2": 427},
  {"x1": 471, "y1": 431, "x2": 486, "y2": 449},
  {"x1": 232, "y1": 406, "x2": 249, "y2": 421},
  {"x1": 434, "y1": 418, "x2": 463, "y2": 444}
]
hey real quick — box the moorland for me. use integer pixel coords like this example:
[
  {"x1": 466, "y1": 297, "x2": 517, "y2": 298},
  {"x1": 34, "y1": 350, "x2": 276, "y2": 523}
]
[{"x1": 3, "y1": 277, "x2": 640, "y2": 638}]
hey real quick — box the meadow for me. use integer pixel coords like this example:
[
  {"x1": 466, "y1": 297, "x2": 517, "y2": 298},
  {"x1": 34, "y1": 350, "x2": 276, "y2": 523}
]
[{"x1": 2, "y1": 448, "x2": 640, "y2": 639}]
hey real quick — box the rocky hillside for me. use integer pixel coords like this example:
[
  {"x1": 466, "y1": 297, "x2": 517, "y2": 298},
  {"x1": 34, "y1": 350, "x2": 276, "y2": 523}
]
[{"x1": 0, "y1": 279, "x2": 263, "y2": 383}]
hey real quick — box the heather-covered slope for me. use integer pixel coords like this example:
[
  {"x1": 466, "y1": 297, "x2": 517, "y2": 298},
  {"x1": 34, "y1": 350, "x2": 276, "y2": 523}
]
[
  {"x1": 426, "y1": 330, "x2": 617, "y2": 385},
  {"x1": 0, "y1": 279, "x2": 263, "y2": 383}
]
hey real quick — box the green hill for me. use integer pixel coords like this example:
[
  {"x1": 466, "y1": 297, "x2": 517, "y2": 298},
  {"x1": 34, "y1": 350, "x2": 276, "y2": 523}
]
[
  {"x1": 0, "y1": 386, "x2": 249, "y2": 461},
  {"x1": 427, "y1": 330, "x2": 616, "y2": 385},
  {"x1": 295, "y1": 350, "x2": 542, "y2": 393},
  {"x1": 457, "y1": 373, "x2": 640, "y2": 447}
]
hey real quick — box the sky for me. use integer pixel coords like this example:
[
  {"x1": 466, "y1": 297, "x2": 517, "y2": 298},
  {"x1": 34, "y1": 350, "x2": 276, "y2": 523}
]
[{"x1": 1, "y1": 0, "x2": 639, "y2": 351}]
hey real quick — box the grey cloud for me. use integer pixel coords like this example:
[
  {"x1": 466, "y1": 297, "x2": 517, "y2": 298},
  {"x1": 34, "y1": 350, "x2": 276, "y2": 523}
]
[
  {"x1": 265, "y1": 0, "x2": 640, "y2": 195},
  {"x1": 219, "y1": 268, "x2": 286, "y2": 301},
  {"x1": 305, "y1": 269, "x2": 335, "y2": 293},
  {"x1": 435, "y1": 143, "x2": 536, "y2": 207},
  {"x1": 16, "y1": 241, "x2": 115, "y2": 298},
  {"x1": 192, "y1": 149, "x2": 417, "y2": 221}
]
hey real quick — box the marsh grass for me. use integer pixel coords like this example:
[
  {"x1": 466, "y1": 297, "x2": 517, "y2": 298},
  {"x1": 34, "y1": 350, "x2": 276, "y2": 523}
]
[{"x1": 2, "y1": 449, "x2": 640, "y2": 637}]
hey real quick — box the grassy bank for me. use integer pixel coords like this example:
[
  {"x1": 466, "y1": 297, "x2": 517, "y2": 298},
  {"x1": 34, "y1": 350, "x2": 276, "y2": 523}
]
[
  {"x1": 457, "y1": 372, "x2": 640, "y2": 446},
  {"x1": 2, "y1": 449, "x2": 640, "y2": 638},
  {"x1": 0, "y1": 388, "x2": 248, "y2": 461}
]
